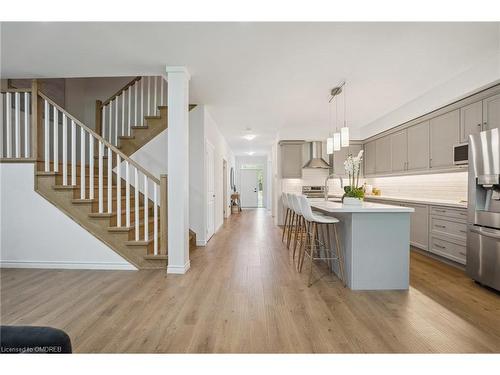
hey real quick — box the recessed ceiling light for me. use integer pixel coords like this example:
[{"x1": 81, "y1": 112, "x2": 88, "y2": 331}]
[
  {"x1": 247, "y1": 151, "x2": 255, "y2": 156},
  {"x1": 243, "y1": 134, "x2": 256, "y2": 141}
]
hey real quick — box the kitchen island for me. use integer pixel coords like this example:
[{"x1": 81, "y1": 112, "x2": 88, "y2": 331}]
[{"x1": 310, "y1": 200, "x2": 414, "y2": 291}]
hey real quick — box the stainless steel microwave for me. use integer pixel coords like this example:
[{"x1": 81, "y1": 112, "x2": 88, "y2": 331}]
[{"x1": 453, "y1": 143, "x2": 468, "y2": 165}]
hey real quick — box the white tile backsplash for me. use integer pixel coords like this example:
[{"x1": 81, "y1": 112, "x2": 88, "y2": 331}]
[{"x1": 365, "y1": 172, "x2": 468, "y2": 201}]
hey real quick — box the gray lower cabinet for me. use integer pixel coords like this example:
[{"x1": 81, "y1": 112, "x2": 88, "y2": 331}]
[
  {"x1": 280, "y1": 142, "x2": 303, "y2": 178},
  {"x1": 407, "y1": 121, "x2": 429, "y2": 171},
  {"x1": 406, "y1": 203, "x2": 429, "y2": 250},
  {"x1": 429, "y1": 109, "x2": 460, "y2": 169},
  {"x1": 391, "y1": 130, "x2": 408, "y2": 172},
  {"x1": 483, "y1": 92, "x2": 500, "y2": 132},
  {"x1": 460, "y1": 100, "x2": 483, "y2": 143},
  {"x1": 364, "y1": 140, "x2": 376, "y2": 176},
  {"x1": 375, "y1": 136, "x2": 392, "y2": 174}
]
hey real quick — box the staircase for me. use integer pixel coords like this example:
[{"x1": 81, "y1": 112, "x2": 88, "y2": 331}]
[{"x1": 1, "y1": 77, "x2": 196, "y2": 270}]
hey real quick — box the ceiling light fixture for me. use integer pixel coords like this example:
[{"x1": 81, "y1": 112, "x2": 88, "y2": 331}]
[
  {"x1": 247, "y1": 151, "x2": 255, "y2": 156},
  {"x1": 243, "y1": 134, "x2": 256, "y2": 141}
]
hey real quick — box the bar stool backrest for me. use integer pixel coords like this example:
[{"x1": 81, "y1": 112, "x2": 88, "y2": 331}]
[
  {"x1": 291, "y1": 194, "x2": 303, "y2": 216},
  {"x1": 298, "y1": 195, "x2": 316, "y2": 222},
  {"x1": 286, "y1": 193, "x2": 295, "y2": 213},
  {"x1": 282, "y1": 193, "x2": 288, "y2": 209}
]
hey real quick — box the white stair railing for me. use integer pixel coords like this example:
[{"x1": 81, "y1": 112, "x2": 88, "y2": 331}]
[
  {"x1": 0, "y1": 88, "x2": 32, "y2": 159},
  {"x1": 99, "y1": 76, "x2": 167, "y2": 147},
  {"x1": 39, "y1": 91, "x2": 161, "y2": 254}
]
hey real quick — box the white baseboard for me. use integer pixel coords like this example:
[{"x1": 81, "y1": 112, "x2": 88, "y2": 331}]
[
  {"x1": 196, "y1": 240, "x2": 207, "y2": 246},
  {"x1": 167, "y1": 260, "x2": 191, "y2": 274},
  {"x1": 0, "y1": 260, "x2": 137, "y2": 270}
]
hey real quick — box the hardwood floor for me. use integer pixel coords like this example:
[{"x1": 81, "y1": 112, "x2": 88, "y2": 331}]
[{"x1": 1, "y1": 209, "x2": 499, "y2": 353}]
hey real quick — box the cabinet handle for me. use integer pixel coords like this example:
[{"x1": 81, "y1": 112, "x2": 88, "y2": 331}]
[
  {"x1": 434, "y1": 209, "x2": 446, "y2": 213},
  {"x1": 483, "y1": 122, "x2": 488, "y2": 129},
  {"x1": 435, "y1": 224, "x2": 446, "y2": 229},
  {"x1": 459, "y1": 252, "x2": 466, "y2": 256},
  {"x1": 477, "y1": 123, "x2": 482, "y2": 127},
  {"x1": 459, "y1": 230, "x2": 467, "y2": 234},
  {"x1": 435, "y1": 244, "x2": 446, "y2": 249}
]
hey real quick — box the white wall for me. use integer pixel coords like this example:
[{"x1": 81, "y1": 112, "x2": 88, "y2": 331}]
[
  {"x1": 0, "y1": 163, "x2": 135, "y2": 270},
  {"x1": 189, "y1": 106, "x2": 206, "y2": 245},
  {"x1": 204, "y1": 107, "x2": 236, "y2": 234},
  {"x1": 360, "y1": 53, "x2": 500, "y2": 139},
  {"x1": 65, "y1": 76, "x2": 134, "y2": 130}
]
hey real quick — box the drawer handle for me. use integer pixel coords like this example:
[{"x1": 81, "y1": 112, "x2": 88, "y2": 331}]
[
  {"x1": 435, "y1": 209, "x2": 446, "y2": 213},
  {"x1": 459, "y1": 230, "x2": 467, "y2": 234},
  {"x1": 435, "y1": 224, "x2": 446, "y2": 229},
  {"x1": 459, "y1": 252, "x2": 466, "y2": 256},
  {"x1": 435, "y1": 244, "x2": 446, "y2": 249}
]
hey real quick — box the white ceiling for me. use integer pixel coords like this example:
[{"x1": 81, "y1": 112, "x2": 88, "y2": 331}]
[{"x1": 1, "y1": 22, "x2": 499, "y2": 155}]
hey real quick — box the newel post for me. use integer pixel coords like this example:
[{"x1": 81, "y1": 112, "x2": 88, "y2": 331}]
[
  {"x1": 160, "y1": 174, "x2": 168, "y2": 256},
  {"x1": 31, "y1": 79, "x2": 38, "y2": 161},
  {"x1": 95, "y1": 100, "x2": 103, "y2": 136}
]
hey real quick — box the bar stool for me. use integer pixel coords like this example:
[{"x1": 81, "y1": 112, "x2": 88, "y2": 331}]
[
  {"x1": 281, "y1": 193, "x2": 291, "y2": 243},
  {"x1": 289, "y1": 194, "x2": 307, "y2": 264},
  {"x1": 285, "y1": 193, "x2": 297, "y2": 249},
  {"x1": 297, "y1": 194, "x2": 345, "y2": 287}
]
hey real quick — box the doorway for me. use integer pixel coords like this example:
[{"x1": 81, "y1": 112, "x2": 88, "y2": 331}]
[{"x1": 240, "y1": 168, "x2": 264, "y2": 208}]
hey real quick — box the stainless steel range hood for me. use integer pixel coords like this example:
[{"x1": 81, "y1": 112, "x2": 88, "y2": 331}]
[{"x1": 303, "y1": 141, "x2": 330, "y2": 169}]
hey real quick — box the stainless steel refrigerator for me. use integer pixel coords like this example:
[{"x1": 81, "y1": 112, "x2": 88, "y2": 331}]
[{"x1": 467, "y1": 128, "x2": 500, "y2": 291}]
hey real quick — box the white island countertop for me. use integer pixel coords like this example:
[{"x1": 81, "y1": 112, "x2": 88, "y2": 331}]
[{"x1": 311, "y1": 200, "x2": 415, "y2": 213}]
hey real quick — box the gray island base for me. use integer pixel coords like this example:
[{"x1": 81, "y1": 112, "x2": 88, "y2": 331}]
[{"x1": 311, "y1": 201, "x2": 414, "y2": 291}]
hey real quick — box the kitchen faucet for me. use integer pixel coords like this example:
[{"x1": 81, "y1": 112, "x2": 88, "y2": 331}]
[{"x1": 324, "y1": 174, "x2": 344, "y2": 201}]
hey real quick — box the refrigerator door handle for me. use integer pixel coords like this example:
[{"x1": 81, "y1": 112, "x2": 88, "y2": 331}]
[{"x1": 470, "y1": 226, "x2": 500, "y2": 240}]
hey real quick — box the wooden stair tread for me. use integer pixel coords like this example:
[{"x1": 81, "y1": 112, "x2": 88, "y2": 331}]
[
  {"x1": 125, "y1": 239, "x2": 153, "y2": 246},
  {"x1": 143, "y1": 255, "x2": 167, "y2": 260}
]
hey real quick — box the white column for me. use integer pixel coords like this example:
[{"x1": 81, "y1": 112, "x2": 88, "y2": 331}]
[{"x1": 166, "y1": 66, "x2": 190, "y2": 274}]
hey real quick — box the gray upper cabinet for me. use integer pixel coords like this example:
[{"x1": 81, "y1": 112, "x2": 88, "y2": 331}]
[
  {"x1": 280, "y1": 143, "x2": 303, "y2": 178},
  {"x1": 391, "y1": 130, "x2": 407, "y2": 172},
  {"x1": 407, "y1": 121, "x2": 429, "y2": 171},
  {"x1": 332, "y1": 143, "x2": 363, "y2": 176},
  {"x1": 364, "y1": 140, "x2": 376, "y2": 176},
  {"x1": 430, "y1": 110, "x2": 459, "y2": 169},
  {"x1": 460, "y1": 100, "x2": 483, "y2": 143},
  {"x1": 375, "y1": 136, "x2": 392, "y2": 174},
  {"x1": 483, "y1": 93, "x2": 500, "y2": 132}
]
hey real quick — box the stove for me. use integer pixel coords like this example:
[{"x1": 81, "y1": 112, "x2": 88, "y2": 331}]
[{"x1": 302, "y1": 186, "x2": 325, "y2": 198}]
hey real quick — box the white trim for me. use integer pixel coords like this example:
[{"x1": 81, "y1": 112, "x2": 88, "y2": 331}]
[
  {"x1": 196, "y1": 240, "x2": 207, "y2": 246},
  {"x1": 167, "y1": 260, "x2": 191, "y2": 274},
  {"x1": 165, "y1": 65, "x2": 191, "y2": 80},
  {"x1": 0, "y1": 260, "x2": 137, "y2": 270}
]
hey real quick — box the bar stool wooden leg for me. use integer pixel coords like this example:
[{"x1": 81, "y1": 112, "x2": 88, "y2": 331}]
[
  {"x1": 333, "y1": 223, "x2": 346, "y2": 286},
  {"x1": 308, "y1": 222, "x2": 317, "y2": 287},
  {"x1": 292, "y1": 216, "x2": 301, "y2": 261},
  {"x1": 282, "y1": 208, "x2": 289, "y2": 242},
  {"x1": 293, "y1": 215, "x2": 302, "y2": 258},
  {"x1": 298, "y1": 220, "x2": 307, "y2": 272},
  {"x1": 287, "y1": 211, "x2": 295, "y2": 249},
  {"x1": 324, "y1": 224, "x2": 333, "y2": 272}
]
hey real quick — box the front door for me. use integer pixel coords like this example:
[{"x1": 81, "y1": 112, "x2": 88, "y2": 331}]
[{"x1": 240, "y1": 169, "x2": 259, "y2": 208}]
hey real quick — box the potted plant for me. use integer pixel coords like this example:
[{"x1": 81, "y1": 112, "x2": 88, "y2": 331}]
[{"x1": 343, "y1": 150, "x2": 364, "y2": 205}]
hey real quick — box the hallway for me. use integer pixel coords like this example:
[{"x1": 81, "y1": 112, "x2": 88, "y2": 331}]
[{"x1": 1, "y1": 209, "x2": 500, "y2": 353}]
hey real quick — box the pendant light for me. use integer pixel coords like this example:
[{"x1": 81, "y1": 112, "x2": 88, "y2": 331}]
[
  {"x1": 341, "y1": 82, "x2": 350, "y2": 147},
  {"x1": 333, "y1": 98, "x2": 341, "y2": 151},
  {"x1": 326, "y1": 98, "x2": 334, "y2": 154}
]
